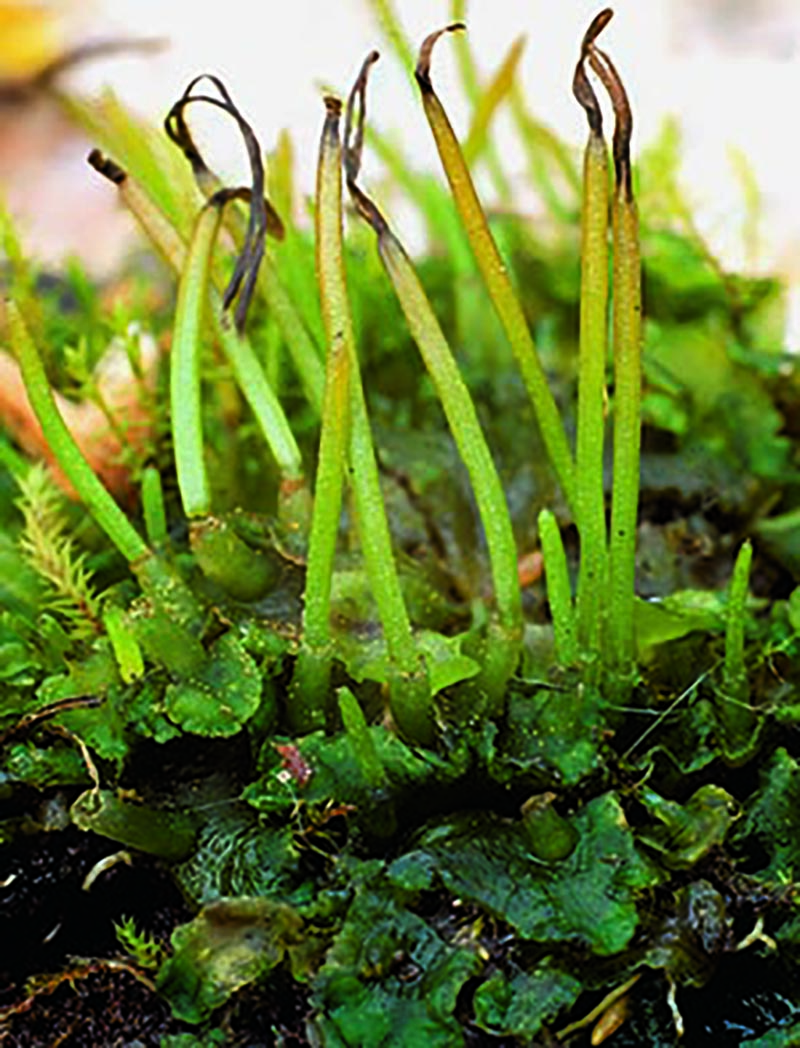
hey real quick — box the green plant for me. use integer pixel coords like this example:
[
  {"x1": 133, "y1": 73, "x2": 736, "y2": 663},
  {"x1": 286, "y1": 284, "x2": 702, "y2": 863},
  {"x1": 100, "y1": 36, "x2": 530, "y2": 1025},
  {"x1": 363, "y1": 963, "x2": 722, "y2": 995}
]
[
  {"x1": 573, "y1": 12, "x2": 610, "y2": 663},
  {"x1": 15, "y1": 463, "x2": 102, "y2": 640},
  {"x1": 1, "y1": 5, "x2": 796, "y2": 1043},
  {"x1": 114, "y1": 915, "x2": 165, "y2": 970},
  {"x1": 344, "y1": 51, "x2": 522, "y2": 707},
  {"x1": 6, "y1": 6, "x2": 754, "y2": 732},
  {"x1": 415, "y1": 23, "x2": 577, "y2": 513}
]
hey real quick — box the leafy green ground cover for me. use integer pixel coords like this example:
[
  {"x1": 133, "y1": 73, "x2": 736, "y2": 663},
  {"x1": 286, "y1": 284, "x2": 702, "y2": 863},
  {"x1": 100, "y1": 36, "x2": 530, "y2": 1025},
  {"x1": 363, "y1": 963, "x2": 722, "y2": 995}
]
[{"x1": 2, "y1": 4, "x2": 800, "y2": 1045}]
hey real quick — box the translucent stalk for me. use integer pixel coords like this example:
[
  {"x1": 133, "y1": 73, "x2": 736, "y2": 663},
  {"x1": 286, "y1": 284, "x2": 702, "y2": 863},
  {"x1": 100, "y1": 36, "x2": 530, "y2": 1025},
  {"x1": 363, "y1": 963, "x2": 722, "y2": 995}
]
[
  {"x1": 724, "y1": 540, "x2": 753, "y2": 698},
  {"x1": 290, "y1": 104, "x2": 353, "y2": 729},
  {"x1": 299, "y1": 98, "x2": 431, "y2": 742},
  {"x1": 416, "y1": 26, "x2": 576, "y2": 512},
  {"x1": 171, "y1": 203, "x2": 218, "y2": 518},
  {"x1": 344, "y1": 51, "x2": 522, "y2": 702},
  {"x1": 141, "y1": 466, "x2": 168, "y2": 548},
  {"x1": 575, "y1": 132, "x2": 610, "y2": 659},
  {"x1": 607, "y1": 188, "x2": 641, "y2": 673},
  {"x1": 720, "y1": 539, "x2": 757, "y2": 759},
  {"x1": 587, "y1": 29, "x2": 642, "y2": 679},
  {"x1": 538, "y1": 509, "x2": 577, "y2": 667},
  {"x1": 89, "y1": 153, "x2": 306, "y2": 502},
  {"x1": 7, "y1": 301, "x2": 149, "y2": 565},
  {"x1": 573, "y1": 15, "x2": 612, "y2": 661},
  {"x1": 88, "y1": 151, "x2": 323, "y2": 417}
]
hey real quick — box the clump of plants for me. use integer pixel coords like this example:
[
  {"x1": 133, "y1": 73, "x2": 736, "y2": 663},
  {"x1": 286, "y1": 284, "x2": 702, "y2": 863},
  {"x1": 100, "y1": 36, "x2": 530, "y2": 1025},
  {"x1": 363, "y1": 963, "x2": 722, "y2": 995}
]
[{"x1": 2, "y1": 4, "x2": 800, "y2": 1045}]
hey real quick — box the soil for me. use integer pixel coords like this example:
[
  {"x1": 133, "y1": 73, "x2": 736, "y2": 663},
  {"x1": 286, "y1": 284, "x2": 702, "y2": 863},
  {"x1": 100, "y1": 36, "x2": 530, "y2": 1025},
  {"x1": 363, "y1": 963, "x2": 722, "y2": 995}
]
[
  {"x1": 0, "y1": 821, "x2": 314, "y2": 1046},
  {"x1": 1, "y1": 817, "x2": 798, "y2": 1047}
]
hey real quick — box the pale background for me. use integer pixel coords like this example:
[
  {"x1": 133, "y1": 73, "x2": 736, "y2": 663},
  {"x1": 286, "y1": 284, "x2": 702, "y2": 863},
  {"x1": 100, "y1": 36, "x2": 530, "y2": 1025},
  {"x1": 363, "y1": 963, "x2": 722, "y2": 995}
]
[{"x1": 4, "y1": 0, "x2": 800, "y2": 334}]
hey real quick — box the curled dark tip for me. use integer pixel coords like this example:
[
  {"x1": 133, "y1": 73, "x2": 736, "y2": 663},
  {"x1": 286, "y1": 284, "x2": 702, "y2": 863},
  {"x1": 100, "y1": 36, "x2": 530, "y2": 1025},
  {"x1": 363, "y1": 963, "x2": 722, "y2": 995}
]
[
  {"x1": 343, "y1": 51, "x2": 379, "y2": 187},
  {"x1": 415, "y1": 22, "x2": 466, "y2": 94},
  {"x1": 572, "y1": 58, "x2": 602, "y2": 137},
  {"x1": 164, "y1": 74, "x2": 235, "y2": 188},
  {"x1": 205, "y1": 186, "x2": 284, "y2": 242},
  {"x1": 321, "y1": 96, "x2": 342, "y2": 157},
  {"x1": 588, "y1": 45, "x2": 633, "y2": 199},
  {"x1": 342, "y1": 52, "x2": 389, "y2": 237},
  {"x1": 573, "y1": 9, "x2": 614, "y2": 136},
  {"x1": 164, "y1": 74, "x2": 284, "y2": 332},
  {"x1": 581, "y1": 8, "x2": 614, "y2": 53},
  {"x1": 87, "y1": 149, "x2": 127, "y2": 186}
]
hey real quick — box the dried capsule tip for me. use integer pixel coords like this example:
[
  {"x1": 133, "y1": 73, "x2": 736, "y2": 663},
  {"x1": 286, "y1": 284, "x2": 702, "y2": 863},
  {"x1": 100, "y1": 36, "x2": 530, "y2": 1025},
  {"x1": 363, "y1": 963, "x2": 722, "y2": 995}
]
[
  {"x1": 573, "y1": 9, "x2": 614, "y2": 136},
  {"x1": 321, "y1": 96, "x2": 342, "y2": 151},
  {"x1": 343, "y1": 50, "x2": 379, "y2": 187},
  {"x1": 87, "y1": 149, "x2": 127, "y2": 186},
  {"x1": 164, "y1": 74, "x2": 283, "y2": 331},
  {"x1": 342, "y1": 51, "x2": 389, "y2": 237},
  {"x1": 572, "y1": 56, "x2": 603, "y2": 137},
  {"x1": 581, "y1": 8, "x2": 614, "y2": 54},
  {"x1": 588, "y1": 45, "x2": 633, "y2": 198},
  {"x1": 415, "y1": 22, "x2": 466, "y2": 94}
]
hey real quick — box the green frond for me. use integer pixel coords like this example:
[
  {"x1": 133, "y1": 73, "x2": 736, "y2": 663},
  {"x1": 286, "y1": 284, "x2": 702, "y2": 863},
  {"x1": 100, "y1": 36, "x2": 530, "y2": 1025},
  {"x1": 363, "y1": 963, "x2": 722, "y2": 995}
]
[{"x1": 15, "y1": 464, "x2": 102, "y2": 640}]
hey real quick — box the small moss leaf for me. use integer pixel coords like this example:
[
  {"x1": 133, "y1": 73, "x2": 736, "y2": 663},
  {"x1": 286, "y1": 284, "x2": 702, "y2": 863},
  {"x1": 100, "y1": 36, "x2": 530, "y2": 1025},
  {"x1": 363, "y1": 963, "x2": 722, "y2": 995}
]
[
  {"x1": 397, "y1": 792, "x2": 657, "y2": 956},
  {"x1": 473, "y1": 965, "x2": 582, "y2": 1040},
  {"x1": 312, "y1": 870, "x2": 478, "y2": 1046},
  {"x1": 638, "y1": 784, "x2": 737, "y2": 870},
  {"x1": 157, "y1": 897, "x2": 303, "y2": 1023},
  {"x1": 70, "y1": 789, "x2": 196, "y2": 861},
  {"x1": 165, "y1": 632, "x2": 261, "y2": 737}
]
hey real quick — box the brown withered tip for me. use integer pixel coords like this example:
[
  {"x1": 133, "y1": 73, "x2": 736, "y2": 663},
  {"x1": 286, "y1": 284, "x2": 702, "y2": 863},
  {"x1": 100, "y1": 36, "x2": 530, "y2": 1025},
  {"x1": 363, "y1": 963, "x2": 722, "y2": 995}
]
[
  {"x1": 588, "y1": 44, "x2": 633, "y2": 199},
  {"x1": 164, "y1": 74, "x2": 274, "y2": 332},
  {"x1": 344, "y1": 51, "x2": 380, "y2": 186},
  {"x1": 322, "y1": 96, "x2": 343, "y2": 150},
  {"x1": 573, "y1": 8, "x2": 614, "y2": 136},
  {"x1": 572, "y1": 58, "x2": 602, "y2": 137},
  {"x1": 581, "y1": 8, "x2": 614, "y2": 54},
  {"x1": 342, "y1": 51, "x2": 390, "y2": 238},
  {"x1": 87, "y1": 149, "x2": 126, "y2": 185},
  {"x1": 415, "y1": 22, "x2": 466, "y2": 94}
]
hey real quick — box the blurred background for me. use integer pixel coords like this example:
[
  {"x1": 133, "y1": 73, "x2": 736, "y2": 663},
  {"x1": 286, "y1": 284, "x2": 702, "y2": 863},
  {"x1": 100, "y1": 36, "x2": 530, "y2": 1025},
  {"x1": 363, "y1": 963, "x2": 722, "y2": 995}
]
[{"x1": 1, "y1": 0, "x2": 799, "y2": 321}]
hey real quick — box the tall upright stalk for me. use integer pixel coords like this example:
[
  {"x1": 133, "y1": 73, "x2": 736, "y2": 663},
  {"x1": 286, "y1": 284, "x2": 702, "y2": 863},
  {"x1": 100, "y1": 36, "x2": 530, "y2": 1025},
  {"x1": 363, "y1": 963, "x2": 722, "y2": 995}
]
[
  {"x1": 170, "y1": 203, "x2": 220, "y2": 518},
  {"x1": 589, "y1": 23, "x2": 642, "y2": 678},
  {"x1": 538, "y1": 509, "x2": 578, "y2": 667},
  {"x1": 89, "y1": 152, "x2": 307, "y2": 518},
  {"x1": 724, "y1": 540, "x2": 753, "y2": 697},
  {"x1": 10, "y1": 262, "x2": 215, "y2": 644},
  {"x1": 415, "y1": 25, "x2": 576, "y2": 513},
  {"x1": 573, "y1": 12, "x2": 611, "y2": 661},
  {"x1": 299, "y1": 96, "x2": 432, "y2": 743},
  {"x1": 290, "y1": 99, "x2": 354, "y2": 731},
  {"x1": 344, "y1": 52, "x2": 523, "y2": 704},
  {"x1": 719, "y1": 539, "x2": 757, "y2": 757}
]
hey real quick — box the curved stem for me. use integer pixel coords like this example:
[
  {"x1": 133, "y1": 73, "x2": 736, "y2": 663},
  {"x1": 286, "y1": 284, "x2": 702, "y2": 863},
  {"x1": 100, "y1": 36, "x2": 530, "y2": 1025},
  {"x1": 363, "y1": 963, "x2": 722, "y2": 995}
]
[
  {"x1": 8, "y1": 301, "x2": 149, "y2": 564},
  {"x1": 344, "y1": 51, "x2": 522, "y2": 703},
  {"x1": 586, "y1": 19, "x2": 642, "y2": 678},
  {"x1": 415, "y1": 25, "x2": 576, "y2": 512},
  {"x1": 171, "y1": 203, "x2": 219, "y2": 518},
  {"x1": 573, "y1": 14, "x2": 612, "y2": 660}
]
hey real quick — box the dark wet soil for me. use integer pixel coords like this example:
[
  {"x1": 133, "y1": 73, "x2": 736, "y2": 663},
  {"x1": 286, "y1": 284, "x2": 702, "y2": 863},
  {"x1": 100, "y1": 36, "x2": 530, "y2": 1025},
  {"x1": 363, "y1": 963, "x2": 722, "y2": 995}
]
[
  {"x1": 0, "y1": 824, "x2": 312, "y2": 1046},
  {"x1": 1, "y1": 966, "x2": 313, "y2": 1047},
  {"x1": 1, "y1": 783, "x2": 798, "y2": 1046}
]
